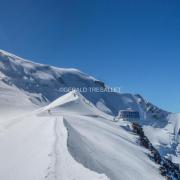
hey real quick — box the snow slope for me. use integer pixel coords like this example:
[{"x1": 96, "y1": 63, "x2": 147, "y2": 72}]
[
  {"x1": 41, "y1": 90, "x2": 113, "y2": 120},
  {"x1": 0, "y1": 49, "x2": 179, "y2": 179},
  {"x1": 0, "y1": 49, "x2": 161, "y2": 116},
  {"x1": 46, "y1": 116, "x2": 109, "y2": 180},
  {"x1": 0, "y1": 112, "x2": 109, "y2": 180},
  {"x1": 0, "y1": 79, "x2": 38, "y2": 123},
  {"x1": 42, "y1": 91, "x2": 165, "y2": 180},
  {"x1": 0, "y1": 90, "x2": 164, "y2": 180}
]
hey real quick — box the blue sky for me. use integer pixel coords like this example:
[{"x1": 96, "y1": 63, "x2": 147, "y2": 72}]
[{"x1": 0, "y1": 0, "x2": 179, "y2": 112}]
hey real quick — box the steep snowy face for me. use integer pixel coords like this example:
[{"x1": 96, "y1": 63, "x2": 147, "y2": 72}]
[
  {"x1": 0, "y1": 49, "x2": 155, "y2": 116},
  {"x1": 40, "y1": 90, "x2": 114, "y2": 120},
  {"x1": 135, "y1": 94, "x2": 169, "y2": 124},
  {"x1": 0, "y1": 90, "x2": 165, "y2": 180},
  {"x1": 0, "y1": 50, "x2": 179, "y2": 179},
  {"x1": 36, "y1": 92, "x2": 164, "y2": 180},
  {"x1": 0, "y1": 50, "x2": 98, "y2": 102}
]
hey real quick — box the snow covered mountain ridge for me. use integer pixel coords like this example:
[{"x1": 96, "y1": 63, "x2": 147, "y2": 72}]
[
  {"x1": 0, "y1": 49, "x2": 180, "y2": 180},
  {"x1": 0, "y1": 49, "x2": 168, "y2": 117}
]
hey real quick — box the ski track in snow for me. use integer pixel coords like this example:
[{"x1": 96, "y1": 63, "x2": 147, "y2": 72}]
[
  {"x1": 46, "y1": 115, "x2": 109, "y2": 180},
  {"x1": 0, "y1": 88, "x2": 168, "y2": 180}
]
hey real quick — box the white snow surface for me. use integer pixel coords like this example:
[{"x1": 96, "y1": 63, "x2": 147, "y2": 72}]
[
  {"x1": 0, "y1": 90, "x2": 164, "y2": 180},
  {"x1": 0, "y1": 49, "x2": 150, "y2": 116},
  {"x1": 0, "y1": 49, "x2": 179, "y2": 179}
]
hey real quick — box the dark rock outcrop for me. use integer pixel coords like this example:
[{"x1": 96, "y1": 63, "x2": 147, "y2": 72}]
[{"x1": 132, "y1": 123, "x2": 180, "y2": 180}]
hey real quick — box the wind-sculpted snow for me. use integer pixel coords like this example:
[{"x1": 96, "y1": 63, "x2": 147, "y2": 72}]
[
  {"x1": 38, "y1": 91, "x2": 163, "y2": 180},
  {"x1": 0, "y1": 49, "x2": 179, "y2": 179},
  {"x1": 63, "y1": 115, "x2": 163, "y2": 180},
  {"x1": 0, "y1": 111, "x2": 109, "y2": 180},
  {"x1": 0, "y1": 49, "x2": 164, "y2": 117},
  {"x1": 45, "y1": 116, "x2": 109, "y2": 180},
  {"x1": 41, "y1": 90, "x2": 113, "y2": 121}
]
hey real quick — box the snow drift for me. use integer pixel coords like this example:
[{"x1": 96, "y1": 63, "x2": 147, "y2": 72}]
[{"x1": 0, "y1": 49, "x2": 180, "y2": 180}]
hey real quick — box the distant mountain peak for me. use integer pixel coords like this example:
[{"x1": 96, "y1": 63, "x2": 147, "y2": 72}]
[{"x1": 0, "y1": 49, "x2": 169, "y2": 118}]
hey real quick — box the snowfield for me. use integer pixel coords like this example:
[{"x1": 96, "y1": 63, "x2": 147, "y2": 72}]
[
  {"x1": 0, "y1": 49, "x2": 179, "y2": 180},
  {"x1": 0, "y1": 91, "x2": 163, "y2": 180}
]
